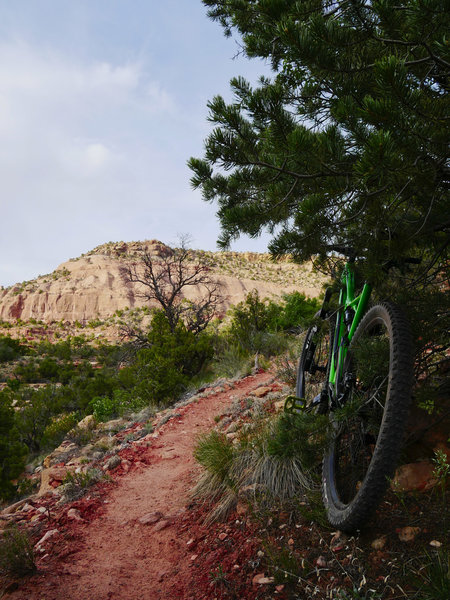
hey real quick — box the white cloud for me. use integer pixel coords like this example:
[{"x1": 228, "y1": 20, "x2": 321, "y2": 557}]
[{"x1": 84, "y1": 143, "x2": 111, "y2": 170}]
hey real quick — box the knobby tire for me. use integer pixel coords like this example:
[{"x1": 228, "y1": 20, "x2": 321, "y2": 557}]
[{"x1": 322, "y1": 302, "x2": 414, "y2": 532}]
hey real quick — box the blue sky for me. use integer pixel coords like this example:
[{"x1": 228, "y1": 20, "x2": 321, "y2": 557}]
[{"x1": 0, "y1": 1, "x2": 271, "y2": 287}]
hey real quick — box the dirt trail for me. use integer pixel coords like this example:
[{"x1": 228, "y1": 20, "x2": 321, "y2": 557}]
[{"x1": 10, "y1": 372, "x2": 274, "y2": 600}]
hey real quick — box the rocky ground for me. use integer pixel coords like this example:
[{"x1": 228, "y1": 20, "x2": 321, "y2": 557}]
[{"x1": 1, "y1": 370, "x2": 448, "y2": 600}]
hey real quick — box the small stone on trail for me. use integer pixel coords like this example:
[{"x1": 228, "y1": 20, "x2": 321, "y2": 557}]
[
  {"x1": 252, "y1": 573, "x2": 275, "y2": 585},
  {"x1": 67, "y1": 508, "x2": 83, "y2": 522},
  {"x1": 186, "y1": 538, "x2": 195, "y2": 547},
  {"x1": 257, "y1": 550, "x2": 265, "y2": 558},
  {"x1": 397, "y1": 526, "x2": 421, "y2": 542},
  {"x1": 371, "y1": 536, "x2": 387, "y2": 550},
  {"x1": 35, "y1": 529, "x2": 59, "y2": 550},
  {"x1": 190, "y1": 554, "x2": 198, "y2": 561},
  {"x1": 430, "y1": 540, "x2": 442, "y2": 547},
  {"x1": 316, "y1": 556, "x2": 327, "y2": 568},
  {"x1": 153, "y1": 519, "x2": 171, "y2": 532},
  {"x1": 218, "y1": 532, "x2": 228, "y2": 541},
  {"x1": 138, "y1": 511, "x2": 163, "y2": 525},
  {"x1": 103, "y1": 455, "x2": 121, "y2": 471}
]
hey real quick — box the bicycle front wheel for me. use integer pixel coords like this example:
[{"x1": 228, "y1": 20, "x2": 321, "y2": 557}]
[
  {"x1": 322, "y1": 302, "x2": 413, "y2": 531},
  {"x1": 296, "y1": 313, "x2": 333, "y2": 411}
]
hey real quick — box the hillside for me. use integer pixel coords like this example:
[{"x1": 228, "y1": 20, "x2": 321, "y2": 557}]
[{"x1": 0, "y1": 240, "x2": 327, "y2": 328}]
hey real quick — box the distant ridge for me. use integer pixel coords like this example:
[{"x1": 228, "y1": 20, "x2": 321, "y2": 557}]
[{"x1": 0, "y1": 240, "x2": 327, "y2": 325}]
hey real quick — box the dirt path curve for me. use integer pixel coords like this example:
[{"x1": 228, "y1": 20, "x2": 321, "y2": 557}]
[{"x1": 12, "y1": 372, "x2": 275, "y2": 600}]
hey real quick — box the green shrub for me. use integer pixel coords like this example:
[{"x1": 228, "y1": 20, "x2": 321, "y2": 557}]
[
  {"x1": 227, "y1": 290, "x2": 316, "y2": 357},
  {"x1": 0, "y1": 391, "x2": 27, "y2": 500},
  {"x1": 0, "y1": 525, "x2": 36, "y2": 577},
  {"x1": 90, "y1": 389, "x2": 144, "y2": 421},
  {"x1": 268, "y1": 292, "x2": 320, "y2": 331},
  {"x1": 41, "y1": 412, "x2": 79, "y2": 448},
  {"x1": 0, "y1": 336, "x2": 27, "y2": 363},
  {"x1": 131, "y1": 311, "x2": 213, "y2": 405},
  {"x1": 38, "y1": 357, "x2": 60, "y2": 380}
]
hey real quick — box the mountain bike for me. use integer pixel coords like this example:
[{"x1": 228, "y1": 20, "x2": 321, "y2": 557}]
[{"x1": 285, "y1": 251, "x2": 415, "y2": 532}]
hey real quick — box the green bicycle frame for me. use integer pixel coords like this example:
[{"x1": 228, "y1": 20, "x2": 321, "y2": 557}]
[{"x1": 328, "y1": 263, "x2": 371, "y2": 389}]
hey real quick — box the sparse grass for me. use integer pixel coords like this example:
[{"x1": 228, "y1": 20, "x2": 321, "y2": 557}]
[
  {"x1": 410, "y1": 547, "x2": 450, "y2": 600},
  {"x1": 0, "y1": 524, "x2": 36, "y2": 577},
  {"x1": 60, "y1": 468, "x2": 103, "y2": 502}
]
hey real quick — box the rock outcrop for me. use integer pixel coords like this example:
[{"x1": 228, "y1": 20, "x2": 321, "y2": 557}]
[{"x1": 0, "y1": 240, "x2": 326, "y2": 324}]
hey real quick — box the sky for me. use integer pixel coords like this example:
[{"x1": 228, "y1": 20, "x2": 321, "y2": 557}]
[{"x1": 0, "y1": 0, "x2": 272, "y2": 287}]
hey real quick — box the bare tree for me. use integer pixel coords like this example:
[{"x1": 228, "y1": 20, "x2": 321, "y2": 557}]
[{"x1": 120, "y1": 238, "x2": 223, "y2": 337}]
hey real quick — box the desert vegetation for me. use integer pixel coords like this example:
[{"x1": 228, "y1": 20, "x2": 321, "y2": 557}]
[{"x1": 0, "y1": 276, "x2": 319, "y2": 503}]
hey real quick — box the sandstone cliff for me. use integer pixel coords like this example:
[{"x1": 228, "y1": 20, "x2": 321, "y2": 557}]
[{"x1": 0, "y1": 240, "x2": 327, "y2": 324}]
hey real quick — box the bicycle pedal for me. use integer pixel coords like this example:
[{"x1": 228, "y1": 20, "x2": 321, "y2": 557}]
[{"x1": 284, "y1": 395, "x2": 306, "y2": 413}]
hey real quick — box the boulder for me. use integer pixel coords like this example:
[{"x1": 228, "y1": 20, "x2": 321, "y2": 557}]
[
  {"x1": 391, "y1": 460, "x2": 437, "y2": 492},
  {"x1": 37, "y1": 466, "x2": 68, "y2": 497},
  {"x1": 77, "y1": 415, "x2": 96, "y2": 430}
]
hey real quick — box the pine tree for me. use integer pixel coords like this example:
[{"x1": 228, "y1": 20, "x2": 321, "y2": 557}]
[{"x1": 189, "y1": 0, "x2": 449, "y2": 277}]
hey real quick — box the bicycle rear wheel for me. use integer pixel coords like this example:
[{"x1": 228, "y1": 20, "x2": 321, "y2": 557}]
[
  {"x1": 296, "y1": 313, "x2": 333, "y2": 412},
  {"x1": 322, "y1": 302, "x2": 413, "y2": 531}
]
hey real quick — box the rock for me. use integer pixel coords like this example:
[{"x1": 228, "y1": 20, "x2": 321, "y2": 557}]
[
  {"x1": 37, "y1": 466, "x2": 68, "y2": 497},
  {"x1": 138, "y1": 511, "x2": 163, "y2": 526},
  {"x1": 103, "y1": 455, "x2": 122, "y2": 471},
  {"x1": 274, "y1": 400, "x2": 285, "y2": 412},
  {"x1": 391, "y1": 461, "x2": 437, "y2": 492},
  {"x1": 99, "y1": 418, "x2": 126, "y2": 432},
  {"x1": 397, "y1": 526, "x2": 421, "y2": 542},
  {"x1": 0, "y1": 245, "x2": 325, "y2": 326},
  {"x1": 429, "y1": 540, "x2": 442, "y2": 547},
  {"x1": 253, "y1": 386, "x2": 271, "y2": 398},
  {"x1": 218, "y1": 532, "x2": 228, "y2": 541},
  {"x1": 43, "y1": 442, "x2": 78, "y2": 468},
  {"x1": 153, "y1": 519, "x2": 171, "y2": 532},
  {"x1": 35, "y1": 529, "x2": 59, "y2": 550},
  {"x1": 371, "y1": 536, "x2": 387, "y2": 550},
  {"x1": 95, "y1": 436, "x2": 117, "y2": 449},
  {"x1": 77, "y1": 415, "x2": 96, "y2": 430},
  {"x1": 316, "y1": 556, "x2": 327, "y2": 568},
  {"x1": 1, "y1": 498, "x2": 29, "y2": 515},
  {"x1": 67, "y1": 508, "x2": 83, "y2": 522},
  {"x1": 252, "y1": 573, "x2": 274, "y2": 585}
]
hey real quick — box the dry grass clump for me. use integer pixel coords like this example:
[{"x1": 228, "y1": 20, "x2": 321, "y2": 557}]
[
  {"x1": 192, "y1": 411, "x2": 330, "y2": 522},
  {"x1": 59, "y1": 467, "x2": 103, "y2": 502}
]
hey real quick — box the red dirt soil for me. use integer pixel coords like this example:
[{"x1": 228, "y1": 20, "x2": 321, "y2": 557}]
[{"x1": 7, "y1": 371, "x2": 275, "y2": 600}]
